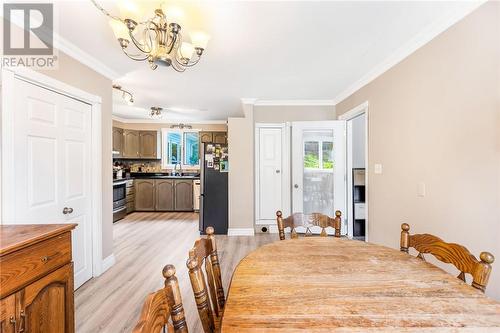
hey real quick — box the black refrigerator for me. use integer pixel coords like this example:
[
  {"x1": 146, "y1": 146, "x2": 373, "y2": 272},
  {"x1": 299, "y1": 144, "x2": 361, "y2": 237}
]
[{"x1": 199, "y1": 142, "x2": 228, "y2": 234}]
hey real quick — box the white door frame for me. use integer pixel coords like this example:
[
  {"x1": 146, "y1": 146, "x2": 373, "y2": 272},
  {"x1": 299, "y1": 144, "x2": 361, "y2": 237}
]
[
  {"x1": 254, "y1": 123, "x2": 291, "y2": 232},
  {"x1": 339, "y1": 101, "x2": 369, "y2": 241},
  {"x1": 1, "y1": 67, "x2": 106, "y2": 277}
]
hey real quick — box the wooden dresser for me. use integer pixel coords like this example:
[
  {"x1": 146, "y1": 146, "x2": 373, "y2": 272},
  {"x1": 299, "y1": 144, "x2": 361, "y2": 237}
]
[{"x1": 0, "y1": 224, "x2": 76, "y2": 333}]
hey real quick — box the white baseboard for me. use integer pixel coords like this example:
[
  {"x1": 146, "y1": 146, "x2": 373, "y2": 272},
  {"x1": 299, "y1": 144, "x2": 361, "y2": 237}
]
[
  {"x1": 227, "y1": 228, "x2": 255, "y2": 236},
  {"x1": 268, "y1": 225, "x2": 279, "y2": 234},
  {"x1": 99, "y1": 254, "x2": 116, "y2": 275}
]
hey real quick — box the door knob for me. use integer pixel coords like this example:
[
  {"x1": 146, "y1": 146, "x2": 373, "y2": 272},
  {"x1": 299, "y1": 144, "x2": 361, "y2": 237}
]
[
  {"x1": 276, "y1": 170, "x2": 281, "y2": 174},
  {"x1": 63, "y1": 207, "x2": 73, "y2": 215},
  {"x1": 294, "y1": 184, "x2": 299, "y2": 189}
]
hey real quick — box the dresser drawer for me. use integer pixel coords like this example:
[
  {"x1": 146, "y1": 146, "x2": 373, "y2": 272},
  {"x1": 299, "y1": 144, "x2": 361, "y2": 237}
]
[{"x1": 0, "y1": 231, "x2": 71, "y2": 298}]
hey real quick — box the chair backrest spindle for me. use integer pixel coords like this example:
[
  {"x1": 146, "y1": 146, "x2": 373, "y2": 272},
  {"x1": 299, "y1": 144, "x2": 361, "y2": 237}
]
[
  {"x1": 276, "y1": 210, "x2": 342, "y2": 240},
  {"x1": 400, "y1": 223, "x2": 495, "y2": 292},
  {"x1": 133, "y1": 265, "x2": 188, "y2": 333},
  {"x1": 186, "y1": 227, "x2": 225, "y2": 333}
]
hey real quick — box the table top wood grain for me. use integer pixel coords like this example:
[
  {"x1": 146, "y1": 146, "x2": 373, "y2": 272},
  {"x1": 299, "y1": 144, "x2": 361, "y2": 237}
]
[{"x1": 221, "y1": 237, "x2": 500, "y2": 332}]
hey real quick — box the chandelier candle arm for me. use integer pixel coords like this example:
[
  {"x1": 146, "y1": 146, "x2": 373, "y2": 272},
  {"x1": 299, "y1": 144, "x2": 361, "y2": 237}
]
[{"x1": 92, "y1": 1, "x2": 209, "y2": 71}]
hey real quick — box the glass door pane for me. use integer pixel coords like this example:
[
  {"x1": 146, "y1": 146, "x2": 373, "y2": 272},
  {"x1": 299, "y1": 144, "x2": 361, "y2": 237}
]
[
  {"x1": 303, "y1": 130, "x2": 334, "y2": 216},
  {"x1": 291, "y1": 121, "x2": 346, "y2": 234}
]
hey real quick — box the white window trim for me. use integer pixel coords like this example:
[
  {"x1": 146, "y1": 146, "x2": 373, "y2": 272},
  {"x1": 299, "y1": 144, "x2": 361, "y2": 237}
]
[{"x1": 161, "y1": 128, "x2": 201, "y2": 169}]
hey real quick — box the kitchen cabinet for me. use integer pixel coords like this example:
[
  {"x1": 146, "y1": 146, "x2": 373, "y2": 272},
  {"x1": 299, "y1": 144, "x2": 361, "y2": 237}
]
[
  {"x1": 174, "y1": 179, "x2": 193, "y2": 211},
  {"x1": 0, "y1": 224, "x2": 76, "y2": 333},
  {"x1": 115, "y1": 128, "x2": 160, "y2": 159},
  {"x1": 126, "y1": 179, "x2": 135, "y2": 214},
  {"x1": 112, "y1": 127, "x2": 123, "y2": 157},
  {"x1": 135, "y1": 179, "x2": 155, "y2": 211},
  {"x1": 139, "y1": 131, "x2": 159, "y2": 159},
  {"x1": 122, "y1": 130, "x2": 140, "y2": 158},
  {"x1": 200, "y1": 132, "x2": 213, "y2": 143},
  {"x1": 213, "y1": 132, "x2": 227, "y2": 144},
  {"x1": 156, "y1": 179, "x2": 175, "y2": 211},
  {"x1": 135, "y1": 178, "x2": 194, "y2": 211}
]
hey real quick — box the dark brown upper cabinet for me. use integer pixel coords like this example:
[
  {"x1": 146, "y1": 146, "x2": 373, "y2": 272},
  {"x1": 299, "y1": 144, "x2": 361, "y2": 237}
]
[{"x1": 115, "y1": 128, "x2": 160, "y2": 159}]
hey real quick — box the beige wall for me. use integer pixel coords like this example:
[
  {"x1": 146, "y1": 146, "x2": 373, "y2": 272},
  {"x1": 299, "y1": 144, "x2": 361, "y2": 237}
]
[
  {"x1": 39, "y1": 52, "x2": 114, "y2": 260},
  {"x1": 227, "y1": 103, "x2": 255, "y2": 229},
  {"x1": 254, "y1": 105, "x2": 335, "y2": 122},
  {"x1": 112, "y1": 120, "x2": 227, "y2": 131},
  {"x1": 336, "y1": 2, "x2": 500, "y2": 300}
]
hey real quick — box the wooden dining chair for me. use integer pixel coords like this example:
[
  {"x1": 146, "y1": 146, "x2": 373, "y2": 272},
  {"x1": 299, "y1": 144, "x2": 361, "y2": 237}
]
[
  {"x1": 186, "y1": 227, "x2": 225, "y2": 333},
  {"x1": 276, "y1": 210, "x2": 342, "y2": 240},
  {"x1": 400, "y1": 223, "x2": 495, "y2": 292},
  {"x1": 133, "y1": 264, "x2": 188, "y2": 333}
]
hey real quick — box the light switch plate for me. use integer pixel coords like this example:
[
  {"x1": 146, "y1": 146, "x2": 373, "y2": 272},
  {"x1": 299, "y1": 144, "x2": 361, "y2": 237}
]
[
  {"x1": 374, "y1": 164, "x2": 383, "y2": 174},
  {"x1": 418, "y1": 182, "x2": 426, "y2": 197}
]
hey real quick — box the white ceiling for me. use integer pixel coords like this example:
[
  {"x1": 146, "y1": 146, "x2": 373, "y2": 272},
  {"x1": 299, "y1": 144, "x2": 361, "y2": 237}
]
[{"x1": 55, "y1": 1, "x2": 480, "y2": 121}]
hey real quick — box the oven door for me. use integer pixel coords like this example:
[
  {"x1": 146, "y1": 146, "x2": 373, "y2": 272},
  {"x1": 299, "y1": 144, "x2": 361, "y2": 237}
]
[
  {"x1": 113, "y1": 183, "x2": 126, "y2": 202},
  {"x1": 113, "y1": 206, "x2": 127, "y2": 222}
]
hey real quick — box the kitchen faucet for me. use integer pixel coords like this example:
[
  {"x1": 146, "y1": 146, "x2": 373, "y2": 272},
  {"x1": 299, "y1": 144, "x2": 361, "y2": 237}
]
[{"x1": 174, "y1": 162, "x2": 183, "y2": 176}]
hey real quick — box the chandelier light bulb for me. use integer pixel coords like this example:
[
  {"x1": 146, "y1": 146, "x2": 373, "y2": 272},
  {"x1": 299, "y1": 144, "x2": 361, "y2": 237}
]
[
  {"x1": 117, "y1": 0, "x2": 143, "y2": 21},
  {"x1": 190, "y1": 31, "x2": 210, "y2": 50},
  {"x1": 162, "y1": 5, "x2": 185, "y2": 25},
  {"x1": 109, "y1": 20, "x2": 129, "y2": 40},
  {"x1": 180, "y1": 42, "x2": 195, "y2": 61}
]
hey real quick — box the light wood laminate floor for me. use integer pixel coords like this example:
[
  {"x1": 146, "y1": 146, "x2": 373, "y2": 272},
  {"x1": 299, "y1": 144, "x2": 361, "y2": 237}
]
[{"x1": 75, "y1": 212, "x2": 275, "y2": 333}]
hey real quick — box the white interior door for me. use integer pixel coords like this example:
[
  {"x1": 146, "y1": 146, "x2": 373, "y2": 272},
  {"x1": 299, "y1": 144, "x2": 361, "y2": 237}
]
[
  {"x1": 257, "y1": 127, "x2": 283, "y2": 223},
  {"x1": 10, "y1": 78, "x2": 93, "y2": 288},
  {"x1": 291, "y1": 121, "x2": 346, "y2": 234}
]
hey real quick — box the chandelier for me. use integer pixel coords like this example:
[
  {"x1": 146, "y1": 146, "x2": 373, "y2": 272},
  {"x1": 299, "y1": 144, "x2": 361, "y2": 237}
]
[
  {"x1": 150, "y1": 107, "x2": 163, "y2": 119},
  {"x1": 92, "y1": 1, "x2": 210, "y2": 72},
  {"x1": 112, "y1": 84, "x2": 134, "y2": 105}
]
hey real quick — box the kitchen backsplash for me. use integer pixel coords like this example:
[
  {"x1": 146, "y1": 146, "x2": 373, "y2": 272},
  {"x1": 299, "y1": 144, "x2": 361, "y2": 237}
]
[{"x1": 113, "y1": 160, "x2": 199, "y2": 173}]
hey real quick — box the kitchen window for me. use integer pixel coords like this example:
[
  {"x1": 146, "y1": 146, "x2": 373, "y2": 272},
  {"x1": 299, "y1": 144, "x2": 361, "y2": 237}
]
[{"x1": 162, "y1": 129, "x2": 200, "y2": 168}]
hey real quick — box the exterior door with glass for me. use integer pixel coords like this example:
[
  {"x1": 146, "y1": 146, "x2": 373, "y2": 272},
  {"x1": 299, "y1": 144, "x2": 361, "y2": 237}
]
[{"x1": 291, "y1": 121, "x2": 346, "y2": 234}]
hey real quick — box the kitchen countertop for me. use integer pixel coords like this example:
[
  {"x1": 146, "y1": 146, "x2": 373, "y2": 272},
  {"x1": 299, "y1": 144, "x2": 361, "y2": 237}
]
[{"x1": 113, "y1": 173, "x2": 200, "y2": 183}]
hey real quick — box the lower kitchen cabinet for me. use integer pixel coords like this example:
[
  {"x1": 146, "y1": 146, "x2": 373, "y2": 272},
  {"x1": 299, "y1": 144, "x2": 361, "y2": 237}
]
[
  {"x1": 134, "y1": 179, "x2": 194, "y2": 212},
  {"x1": 156, "y1": 179, "x2": 175, "y2": 211},
  {"x1": 126, "y1": 179, "x2": 135, "y2": 214},
  {"x1": 174, "y1": 180, "x2": 193, "y2": 211},
  {"x1": 135, "y1": 179, "x2": 155, "y2": 211}
]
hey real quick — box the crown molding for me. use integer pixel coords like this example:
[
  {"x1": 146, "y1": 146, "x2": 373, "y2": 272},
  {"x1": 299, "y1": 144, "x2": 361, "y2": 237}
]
[
  {"x1": 54, "y1": 37, "x2": 120, "y2": 80},
  {"x1": 4, "y1": 8, "x2": 120, "y2": 80},
  {"x1": 331, "y1": 1, "x2": 485, "y2": 105},
  {"x1": 241, "y1": 99, "x2": 335, "y2": 106},
  {"x1": 112, "y1": 115, "x2": 227, "y2": 124}
]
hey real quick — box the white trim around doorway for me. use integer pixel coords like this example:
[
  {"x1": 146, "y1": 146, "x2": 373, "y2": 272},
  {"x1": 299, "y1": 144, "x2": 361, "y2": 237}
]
[
  {"x1": 1, "y1": 67, "x2": 109, "y2": 278},
  {"x1": 339, "y1": 101, "x2": 369, "y2": 241}
]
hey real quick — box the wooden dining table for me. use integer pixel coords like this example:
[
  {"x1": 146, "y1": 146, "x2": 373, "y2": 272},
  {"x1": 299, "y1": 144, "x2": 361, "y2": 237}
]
[{"x1": 221, "y1": 237, "x2": 500, "y2": 332}]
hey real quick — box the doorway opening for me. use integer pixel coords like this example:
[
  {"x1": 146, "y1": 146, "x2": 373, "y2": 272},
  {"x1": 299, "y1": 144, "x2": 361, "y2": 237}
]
[
  {"x1": 254, "y1": 121, "x2": 346, "y2": 235},
  {"x1": 340, "y1": 102, "x2": 368, "y2": 241}
]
